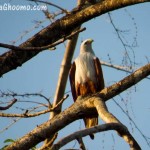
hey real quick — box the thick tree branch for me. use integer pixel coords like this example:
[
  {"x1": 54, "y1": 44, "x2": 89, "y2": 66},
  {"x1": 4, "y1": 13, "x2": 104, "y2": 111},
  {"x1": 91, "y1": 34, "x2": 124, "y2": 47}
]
[
  {"x1": 51, "y1": 96, "x2": 141, "y2": 150},
  {"x1": 0, "y1": 0, "x2": 148, "y2": 77},
  {"x1": 51, "y1": 123, "x2": 139, "y2": 150},
  {"x1": 5, "y1": 63, "x2": 150, "y2": 150},
  {"x1": 94, "y1": 97, "x2": 141, "y2": 150}
]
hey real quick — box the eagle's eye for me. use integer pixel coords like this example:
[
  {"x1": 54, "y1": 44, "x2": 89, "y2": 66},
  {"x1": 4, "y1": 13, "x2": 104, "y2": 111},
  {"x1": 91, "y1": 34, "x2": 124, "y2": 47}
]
[{"x1": 84, "y1": 41, "x2": 88, "y2": 45}]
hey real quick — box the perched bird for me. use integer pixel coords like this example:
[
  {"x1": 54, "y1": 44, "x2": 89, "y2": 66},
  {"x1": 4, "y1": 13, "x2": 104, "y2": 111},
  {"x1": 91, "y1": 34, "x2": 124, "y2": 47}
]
[{"x1": 69, "y1": 39, "x2": 105, "y2": 139}]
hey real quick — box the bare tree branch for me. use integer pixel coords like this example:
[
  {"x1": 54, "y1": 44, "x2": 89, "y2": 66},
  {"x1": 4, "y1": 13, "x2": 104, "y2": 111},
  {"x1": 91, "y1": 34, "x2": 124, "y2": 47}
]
[
  {"x1": 101, "y1": 60, "x2": 150, "y2": 80},
  {"x1": 51, "y1": 123, "x2": 140, "y2": 150},
  {"x1": 0, "y1": 0, "x2": 148, "y2": 77},
  {"x1": 0, "y1": 98, "x2": 17, "y2": 110},
  {"x1": 0, "y1": 28, "x2": 85, "y2": 52},
  {"x1": 113, "y1": 99, "x2": 150, "y2": 147},
  {"x1": 5, "y1": 63, "x2": 150, "y2": 150},
  {"x1": 0, "y1": 95, "x2": 69, "y2": 118},
  {"x1": 77, "y1": 138, "x2": 86, "y2": 150},
  {"x1": 0, "y1": 91, "x2": 51, "y2": 106},
  {"x1": 108, "y1": 12, "x2": 133, "y2": 65}
]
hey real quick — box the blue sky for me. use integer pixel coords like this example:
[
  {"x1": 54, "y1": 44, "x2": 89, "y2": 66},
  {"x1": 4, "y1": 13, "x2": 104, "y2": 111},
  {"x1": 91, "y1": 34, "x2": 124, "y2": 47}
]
[{"x1": 0, "y1": 0, "x2": 150, "y2": 149}]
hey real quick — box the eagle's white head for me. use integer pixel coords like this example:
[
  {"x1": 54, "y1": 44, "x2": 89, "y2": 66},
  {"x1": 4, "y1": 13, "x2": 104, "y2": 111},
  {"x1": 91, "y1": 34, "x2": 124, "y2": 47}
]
[{"x1": 80, "y1": 39, "x2": 95, "y2": 55}]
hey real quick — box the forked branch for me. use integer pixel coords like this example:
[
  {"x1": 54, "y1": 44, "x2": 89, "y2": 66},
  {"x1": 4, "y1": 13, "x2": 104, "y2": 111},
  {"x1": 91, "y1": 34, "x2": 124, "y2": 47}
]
[
  {"x1": 5, "y1": 63, "x2": 150, "y2": 150},
  {"x1": 94, "y1": 97, "x2": 141, "y2": 150},
  {"x1": 51, "y1": 96, "x2": 141, "y2": 150}
]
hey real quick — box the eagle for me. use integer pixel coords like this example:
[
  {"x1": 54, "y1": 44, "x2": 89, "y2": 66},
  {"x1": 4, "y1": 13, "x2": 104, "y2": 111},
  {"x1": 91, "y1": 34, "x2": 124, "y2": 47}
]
[{"x1": 69, "y1": 39, "x2": 105, "y2": 139}]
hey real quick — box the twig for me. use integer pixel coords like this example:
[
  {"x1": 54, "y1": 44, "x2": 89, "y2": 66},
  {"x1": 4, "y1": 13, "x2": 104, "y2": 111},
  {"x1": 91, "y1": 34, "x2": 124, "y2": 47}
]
[
  {"x1": 0, "y1": 95, "x2": 69, "y2": 118},
  {"x1": 101, "y1": 60, "x2": 131, "y2": 71},
  {"x1": 0, "y1": 118, "x2": 21, "y2": 134},
  {"x1": 0, "y1": 91, "x2": 51, "y2": 107},
  {"x1": 0, "y1": 99, "x2": 17, "y2": 110},
  {"x1": 101, "y1": 60, "x2": 150, "y2": 80},
  {"x1": 77, "y1": 138, "x2": 86, "y2": 150},
  {"x1": 0, "y1": 104, "x2": 45, "y2": 133},
  {"x1": 53, "y1": 94, "x2": 69, "y2": 109},
  {"x1": 0, "y1": 91, "x2": 52, "y2": 108},
  {"x1": 0, "y1": 27, "x2": 86, "y2": 51},
  {"x1": 108, "y1": 12, "x2": 133, "y2": 66},
  {"x1": 113, "y1": 99, "x2": 150, "y2": 147}
]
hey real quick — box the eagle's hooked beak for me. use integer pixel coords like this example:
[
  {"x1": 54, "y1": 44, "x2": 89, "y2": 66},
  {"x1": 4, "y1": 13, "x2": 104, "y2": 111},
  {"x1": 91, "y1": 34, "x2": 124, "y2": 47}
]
[{"x1": 89, "y1": 39, "x2": 94, "y2": 43}]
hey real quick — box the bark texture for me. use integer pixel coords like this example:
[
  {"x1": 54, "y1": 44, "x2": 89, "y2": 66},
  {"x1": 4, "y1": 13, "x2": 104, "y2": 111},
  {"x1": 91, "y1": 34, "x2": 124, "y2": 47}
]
[
  {"x1": 0, "y1": 0, "x2": 148, "y2": 77},
  {"x1": 5, "y1": 63, "x2": 150, "y2": 150}
]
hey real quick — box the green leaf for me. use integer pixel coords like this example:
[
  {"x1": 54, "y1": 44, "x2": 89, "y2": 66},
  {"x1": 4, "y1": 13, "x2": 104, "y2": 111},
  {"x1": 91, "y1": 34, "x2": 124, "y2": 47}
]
[{"x1": 4, "y1": 139, "x2": 15, "y2": 143}]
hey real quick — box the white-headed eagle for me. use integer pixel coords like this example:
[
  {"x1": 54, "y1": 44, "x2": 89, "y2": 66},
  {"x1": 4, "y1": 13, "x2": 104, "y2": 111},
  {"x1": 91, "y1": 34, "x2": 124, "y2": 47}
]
[{"x1": 69, "y1": 39, "x2": 105, "y2": 139}]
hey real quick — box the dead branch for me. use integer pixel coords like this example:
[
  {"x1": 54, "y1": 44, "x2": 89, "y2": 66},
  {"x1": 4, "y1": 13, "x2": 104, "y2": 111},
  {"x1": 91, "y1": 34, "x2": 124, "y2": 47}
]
[
  {"x1": 101, "y1": 60, "x2": 150, "y2": 80},
  {"x1": 0, "y1": 91, "x2": 51, "y2": 107},
  {"x1": 113, "y1": 99, "x2": 150, "y2": 147},
  {"x1": 101, "y1": 60, "x2": 131, "y2": 72},
  {"x1": 0, "y1": 28, "x2": 85, "y2": 52},
  {"x1": 0, "y1": 95, "x2": 69, "y2": 118},
  {"x1": 0, "y1": 98, "x2": 17, "y2": 110},
  {"x1": 51, "y1": 123, "x2": 140, "y2": 150},
  {"x1": 77, "y1": 138, "x2": 86, "y2": 150},
  {"x1": 108, "y1": 12, "x2": 132, "y2": 65},
  {"x1": 0, "y1": 118, "x2": 21, "y2": 134},
  {"x1": 5, "y1": 63, "x2": 150, "y2": 150},
  {"x1": 0, "y1": 0, "x2": 148, "y2": 77},
  {"x1": 0, "y1": 107, "x2": 52, "y2": 118},
  {"x1": 93, "y1": 97, "x2": 141, "y2": 150}
]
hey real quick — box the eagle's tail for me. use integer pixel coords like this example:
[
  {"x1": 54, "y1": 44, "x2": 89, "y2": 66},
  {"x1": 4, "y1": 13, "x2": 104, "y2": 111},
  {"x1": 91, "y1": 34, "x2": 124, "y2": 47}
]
[{"x1": 84, "y1": 117, "x2": 98, "y2": 139}]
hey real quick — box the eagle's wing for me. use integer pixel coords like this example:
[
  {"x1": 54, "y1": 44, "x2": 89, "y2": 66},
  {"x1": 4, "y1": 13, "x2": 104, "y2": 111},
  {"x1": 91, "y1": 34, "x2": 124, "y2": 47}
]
[
  {"x1": 69, "y1": 62, "x2": 77, "y2": 101},
  {"x1": 93, "y1": 57, "x2": 105, "y2": 91}
]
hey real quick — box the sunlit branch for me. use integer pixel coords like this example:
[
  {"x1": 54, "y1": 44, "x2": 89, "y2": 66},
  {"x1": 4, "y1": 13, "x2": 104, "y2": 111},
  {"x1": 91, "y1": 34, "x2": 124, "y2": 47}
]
[
  {"x1": 5, "y1": 63, "x2": 150, "y2": 150},
  {"x1": 0, "y1": 95, "x2": 69, "y2": 118},
  {"x1": 51, "y1": 123, "x2": 140, "y2": 150}
]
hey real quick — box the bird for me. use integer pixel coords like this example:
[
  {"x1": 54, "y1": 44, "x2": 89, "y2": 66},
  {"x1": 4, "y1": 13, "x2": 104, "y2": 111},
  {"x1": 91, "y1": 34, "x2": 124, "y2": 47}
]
[{"x1": 69, "y1": 39, "x2": 105, "y2": 139}]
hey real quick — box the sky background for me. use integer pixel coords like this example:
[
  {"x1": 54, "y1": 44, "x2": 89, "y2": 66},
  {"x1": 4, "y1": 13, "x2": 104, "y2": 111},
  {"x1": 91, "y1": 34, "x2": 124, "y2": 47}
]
[{"x1": 0, "y1": 0, "x2": 150, "y2": 149}]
